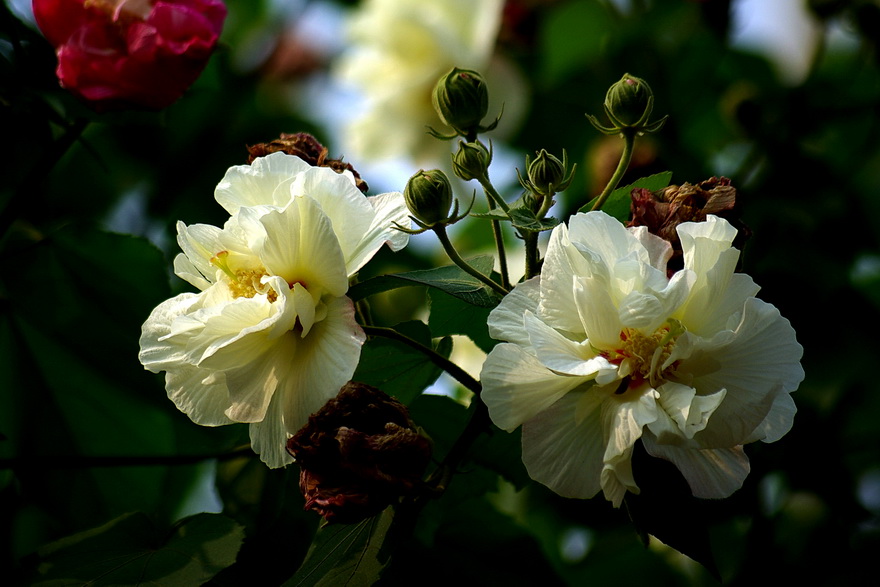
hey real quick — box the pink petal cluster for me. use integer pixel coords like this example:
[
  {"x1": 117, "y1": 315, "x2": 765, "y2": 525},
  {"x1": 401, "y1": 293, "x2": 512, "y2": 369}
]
[{"x1": 33, "y1": 0, "x2": 226, "y2": 110}]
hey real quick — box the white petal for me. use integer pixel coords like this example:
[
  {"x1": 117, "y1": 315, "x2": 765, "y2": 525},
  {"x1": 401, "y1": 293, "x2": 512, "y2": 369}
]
[
  {"x1": 599, "y1": 388, "x2": 660, "y2": 506},
  {"x1": 538, "y1": 223, "x2": 592, "y2": 334},
  {"x1": 643, "y1": 432, "x2": 751, "y2": 499},
  {"x1": 521, "y1": 390, "x2": 605, "y2": 499},
  {"x1": 163, "y1": 366, "x2": 233, "y2": 426},
  {"x1": 291, "y1": 167, "x2": 377, "y2": 273},
  {"x1": 480, "y1": 343, "x2": 588, "y2": 431},
  {"x1": 248, "y1": 388, "x2": 294, "y2": 468},
  {"x1": 568, "y1": 211, "x2": 648, "y2": 270},
  {"x1": 253, "y1": 196, "x2": 350, "y2": 299},
  {"x1": 277, "y1": 295, "x2": 366, "y2": 434},
  {"x1": 688, "y1": 297, "x2": 804, "y2": 448},
  {"x1": 652, "y1": 381, "x2": 726, "y2": 441},
  {"x1": 139, "y1": 294, "x2": 233, "y2": 425},
  {"x1": 629, "y1": 225, "x2": 672, "y2": 273},
  {"x1": 221, "y1": 336, "x2": 292, "y2": 423},
  {"x1": 215, "y1": 152, "x2": 311, "y2": 214},
  {"x1": 173, "y1": 253, "x2": 212, "y2": 291},
  {"x1": 744, "y1": 390, "x2": 797, "y2": 444},
  {"x1": 487, "y1": 276, "x2": 541, "y2": 346},
  {"x1": 343, "y1": 191, "x2": 411, "y2": 275},
  {"x1": 525, "y1": 311, "x2": 611, "y2": 377},
  {"x1": 573, "y1": 275, "x2": 621, "y2": 350}
]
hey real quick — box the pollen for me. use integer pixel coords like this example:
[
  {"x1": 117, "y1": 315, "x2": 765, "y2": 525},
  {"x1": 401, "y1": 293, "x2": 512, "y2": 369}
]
[
  {"x1": 603, "y1": 320, "x2": 683, "y2": 387},
  {"x1": 211, "y1": 251, "x2": 277, "y2": 302}
]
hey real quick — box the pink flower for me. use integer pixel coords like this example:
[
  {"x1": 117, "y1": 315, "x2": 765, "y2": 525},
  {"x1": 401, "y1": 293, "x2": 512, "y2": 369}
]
[{"x1": 32, "y1": 0, "x2": 227, "y2": 110}]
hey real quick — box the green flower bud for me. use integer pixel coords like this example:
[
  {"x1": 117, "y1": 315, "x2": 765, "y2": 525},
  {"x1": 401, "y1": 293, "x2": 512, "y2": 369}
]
[
  {"x1": 605, "y1": 73, "x2": 654, "y2": 128},
  {"x1": 404, "y1": 169, "x2": 453, "y2": 226},
  {"x1": 432, "y1": 67, "x2": 489, "y2": 134},
  {"x1": 525, "y1": 149, "x2": 572, "y2": 196},
  {"x1": 452, "y1": 140, "x2": 492, "y2": 181}
]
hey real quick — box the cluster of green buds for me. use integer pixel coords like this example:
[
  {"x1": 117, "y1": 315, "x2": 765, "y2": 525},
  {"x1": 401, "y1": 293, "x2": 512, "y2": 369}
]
[
  {"x1": 518, "y1": 149, "x2": 576, "y2": 202},
  {"x1": 587, "y1": 73, "x2": 668, "y2": 136},
  {"x1": 397, "y1": 169, "x2": 471, "y2": 234},
  {"x1": 430, "y1": 67, "x2": 501, "y2": 139}
]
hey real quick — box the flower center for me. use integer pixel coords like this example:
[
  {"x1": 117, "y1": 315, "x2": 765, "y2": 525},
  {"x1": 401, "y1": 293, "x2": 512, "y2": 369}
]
[
  {"x1": 602, "y1": 320, "x2": 684, "y2": 388},
  {"x1": 211, "y1": 251, "x2": 278, "y2": 302}
]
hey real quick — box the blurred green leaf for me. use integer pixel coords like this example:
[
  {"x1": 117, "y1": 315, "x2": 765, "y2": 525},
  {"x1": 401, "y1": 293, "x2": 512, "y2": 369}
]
[
  {"x1": 285, "y1": 508, "x2": 394, "y2": 587},
  {"x1": 539, "y1": 0, "x2": 616, "y2": 86},
  {"x1": 348, "y1": 255, "x2": 500, "y2": 308},
  {"x1": 23, "y1": 512, "x2": 243, "y2": 586},
  {"x1": 580, "y1": 171, "x2": 674, "y2": 221}
]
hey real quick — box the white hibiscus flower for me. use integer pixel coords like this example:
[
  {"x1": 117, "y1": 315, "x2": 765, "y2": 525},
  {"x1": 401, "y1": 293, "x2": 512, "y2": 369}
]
[
  {"x1": 333, "y1": 0, "x2": 508, "y2": 166},
  {"x1": 139, "y1": 152, "x2": 410, "y2": 467},
  {"x1": 480, "y1": 211, "x2": 804, "y2": 507}
]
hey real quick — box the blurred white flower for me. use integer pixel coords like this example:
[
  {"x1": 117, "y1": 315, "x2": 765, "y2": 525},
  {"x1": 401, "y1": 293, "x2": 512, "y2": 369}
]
[
  {"x1": 480, "y1": 211, "x2": 804, "y2": 507},
  {"x1": 139, "y1": 153, "x2": 410, "y2": 468},
  {"x1": 333, "y1": 0, "x2": 510, "y2": 166}
]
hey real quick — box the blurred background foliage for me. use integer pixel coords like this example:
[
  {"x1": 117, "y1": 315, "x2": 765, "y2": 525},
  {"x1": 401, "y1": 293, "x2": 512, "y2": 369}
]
[{"x1": 2, "y1": 0, "x2": 880, "y2": 584}]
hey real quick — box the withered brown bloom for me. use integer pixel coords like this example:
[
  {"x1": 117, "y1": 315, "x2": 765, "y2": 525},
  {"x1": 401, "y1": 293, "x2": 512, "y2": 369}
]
[
  {"x1": 247, "y1": 132, "x2": 369, "y2": 193},
  {"x1": 629, "y1": 177, "x2": 750, "y2": 273},
  {"x1": 286, "y1": 381, "x2": 432, "y2": 523}
]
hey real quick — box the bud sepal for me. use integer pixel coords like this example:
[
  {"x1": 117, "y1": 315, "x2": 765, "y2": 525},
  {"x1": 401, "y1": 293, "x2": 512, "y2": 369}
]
[
  {"x1": 395, "y1": 169, "x2": 473, "y2": 234},
  {"x1": 587, "y1": 73, "x2": 668, "y2": 137}
]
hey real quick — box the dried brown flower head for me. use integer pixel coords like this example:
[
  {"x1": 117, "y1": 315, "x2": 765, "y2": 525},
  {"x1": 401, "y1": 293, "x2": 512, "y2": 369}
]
[
  {"x1": 629, "y1": 176, "x2": 750, "y2": 273},
  {"x1": 286, "y1": 381, "x2": 432, "y2": 523},
  {"x1": 247, "y1": 132, "x2": 369, "y2": 193}
]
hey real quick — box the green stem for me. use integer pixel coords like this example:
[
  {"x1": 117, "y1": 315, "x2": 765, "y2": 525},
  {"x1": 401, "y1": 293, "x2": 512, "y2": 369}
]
[
  {"x1": 524, "y1": 231, "x2": 540, "y2": 280},
  {"x1": 476, "y1": 175, "x2": 512, "y2": 289},
  {"x1": 591, "y1": 130, "x2": 635, "y2": 212},
  {"x1": 361, "y1": 325, "x2": 481, "y2": 396},
  {"x1": 432, "y1": 224, "x2": 509, "y2": 296}
]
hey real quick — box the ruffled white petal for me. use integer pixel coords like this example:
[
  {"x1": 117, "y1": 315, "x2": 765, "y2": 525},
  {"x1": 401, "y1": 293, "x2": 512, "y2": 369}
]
[
  {"x1": 643, "y1": 432, "x2": 751, "y2": 499},
  {"x1": 214, "y1": 152, "x2": 311, "y2": 213},
  {"x1": 525, "y1": 311, "x2": 614, "y2": 377},
  {"x1": 343, "y1": 191, "x2": 411, "y2": 275},
  {"x1": 689, "y1": 297, "x2": 804, "y2": 448},
  {"x1": 480, "y1": 343, "x2": 588, "y2": 431},
  {"x1": 245, "y1": 196, "x2": 350, "y2": 298},
  {"x1": 521, "y1": 390, "x2": 605, "y2": 499},
  {"x1": 487, "y1": 276, "x2": 541, "y2": 346},
  {"x1": 599, "y1": 388, "x2": 659, "y2": 506}
]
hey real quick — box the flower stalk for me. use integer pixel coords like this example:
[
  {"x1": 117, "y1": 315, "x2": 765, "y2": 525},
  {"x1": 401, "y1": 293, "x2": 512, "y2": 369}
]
[{"x1": 432, "y1": 224, "x2": 509, "y2": 296}]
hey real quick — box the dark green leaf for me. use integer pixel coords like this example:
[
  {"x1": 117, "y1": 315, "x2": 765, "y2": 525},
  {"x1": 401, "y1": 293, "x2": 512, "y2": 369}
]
[
  {"x1": 427, "y1": 289, "x2": 497, "y2": 353},
  {"x1": 24, "y1": 512, "x2": 244, "y2": 586},
  {"x1": 469, "y1": 424, "x2": 530, "y2": 490},
  {"x1": 348, "y1": 256, "x2": 500, "y2": 308},
  {"x1": 580, "y1": 171, "x2": 674, "y2": 221},
  {"x1": 353, "y1": 321, "x2": 449, "y2": 405},
  {"x1": 285, "y1": 508, "x2": 395, "y2": 587}
]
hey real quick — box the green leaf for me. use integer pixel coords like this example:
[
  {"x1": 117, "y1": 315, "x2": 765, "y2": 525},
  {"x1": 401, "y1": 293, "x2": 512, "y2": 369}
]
[
  {"x1": 285, "y1": 508, "x2": 395, "y2": 587},
  {"x1": 469, "y1": 424, "x2": 530, "y2": 490},
  {"x1": 24, "y1": 512, "x2": 244, "y2": 586},
  {"x1": 353, "y1": 321, "x2": 450, "y2": 405},
  {"x1": 508, "y1": 207, "x2": 560, "y2": 232},
  {"x1": 428, "y1": 288, "x2": 497, "y2": 353},
  {"x1": 580, "y1": 171, "x2": 674, "y2": 221},
  {"x1": 469, "y1": 208, "x2": 512, "y2": 221},
  {"x1": 348, "y1": 256, "x2": 500, "y2": 308}
]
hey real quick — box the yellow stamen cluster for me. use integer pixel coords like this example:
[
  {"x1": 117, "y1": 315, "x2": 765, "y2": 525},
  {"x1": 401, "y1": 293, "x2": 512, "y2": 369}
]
[
  {"x1": 211, "y1": 251, "x2": 278, "y2": 302},
  {"x1": 605, "y1": 320, "x2": 683, "y2": 387}
]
